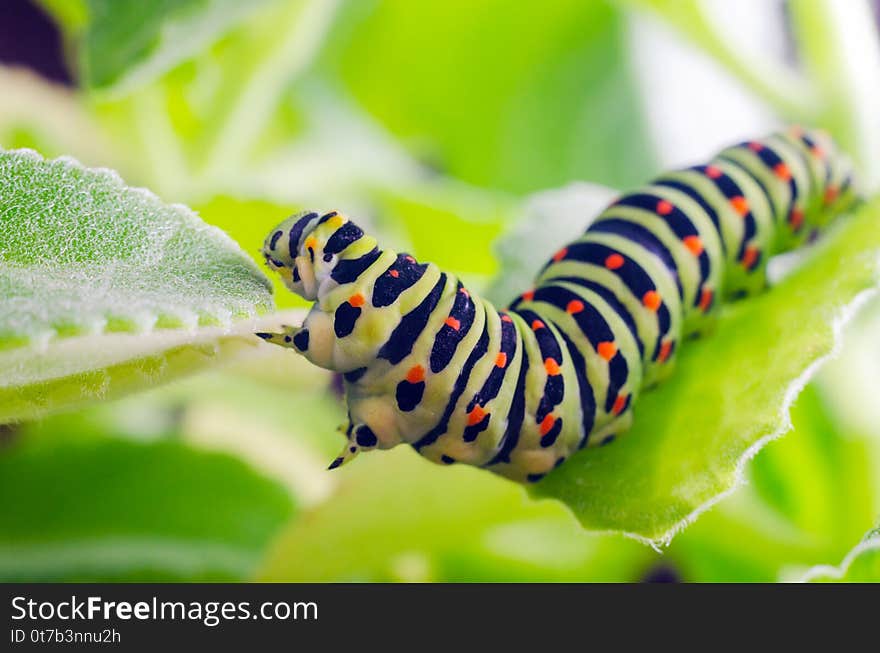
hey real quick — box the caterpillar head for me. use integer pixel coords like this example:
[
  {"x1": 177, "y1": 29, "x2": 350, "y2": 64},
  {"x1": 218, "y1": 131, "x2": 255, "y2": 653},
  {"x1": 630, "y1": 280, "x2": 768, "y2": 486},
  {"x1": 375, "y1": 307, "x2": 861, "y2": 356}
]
[{"x1": 262, "y1": 210, "x2": 370, "y2": 301}]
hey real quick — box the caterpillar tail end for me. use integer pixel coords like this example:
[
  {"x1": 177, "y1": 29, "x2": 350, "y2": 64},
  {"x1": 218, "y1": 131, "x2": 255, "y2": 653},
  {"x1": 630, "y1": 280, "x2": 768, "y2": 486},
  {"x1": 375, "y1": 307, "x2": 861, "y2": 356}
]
[{"x1": 328, "y1": 442, "x2": 360, "y2": 471}]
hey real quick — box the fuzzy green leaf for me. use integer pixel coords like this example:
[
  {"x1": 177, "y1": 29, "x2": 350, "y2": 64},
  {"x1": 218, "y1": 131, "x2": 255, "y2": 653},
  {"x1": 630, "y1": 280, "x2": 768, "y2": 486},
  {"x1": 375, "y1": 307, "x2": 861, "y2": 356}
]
[
  {"x1": 0, "y1": 433, "x2": 295, "y2": 581},
  {"x1": 532, "y1": 198, "x2": 880, "y2": 544},
  {"x1": 0, "y1": 149, "x2": 274, "y2": 423}
]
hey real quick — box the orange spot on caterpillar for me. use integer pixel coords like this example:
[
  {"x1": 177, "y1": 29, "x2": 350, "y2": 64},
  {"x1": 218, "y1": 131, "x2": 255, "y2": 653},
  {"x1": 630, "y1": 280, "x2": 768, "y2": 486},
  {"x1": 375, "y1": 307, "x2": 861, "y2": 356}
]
[
  {"x1": 706, "y1": 165, "x2": 723, "y2": 179},
  {"x1": 349, "y1": 293, "x2": 365, "y2": 307},
  {"x1": 539, "y1": 414, "x2": 556, "y2": 437},
  {"x1": 683, "y1": 235, "x2": 704, "y2": 256},
  {"x1": 531, "y1": 319, "x2": 545, "y2": 331},
  {"x1": 304, "y1": 236, "x2": 317, "y2": 250},
  {"x1": 656, "y1": 200, "x2": 674, "y2": 216},
  {"x1": 658, "y1": 340, "x2": 673, "y2": 363},
  {"x1": 642, "y1": 290, "x2": 661, "y2": 312},
  {"x1": 521, "y1": 290, "x2": 535, "y2": 302},
  {"x1": 495, "y1": 352, "x2": 508, "y2": 368},
  {"x1": 789, "y1": 125, "x2": 805, "y2": 138},
  {"x1": 459, "y1": 287, "x2": 470, "y2": 298},
  {"x1": 699, "y1": 287, "x2": 714, "y2": 312},
  {"x1": 612, "y1": 394, "x2": 628, "y2": 416},
  {"x1": 552, "y1": 247, "x2": 568, "y2": 262},
  {"x1": 789, "y1": 208, "x2": 804, "y2": 229},
  {"x1": 811, "y1": 145, "x2": 825, "y2": 159},
  {"x1": 500, "y1": 314, "x2": 513, "y2": 323},
  {"x1": 774, "y1": 163, "x2": 791, "y2": 181},
  {"x1": 730, "y1": 196, "x2": 749, "y2": 216},
  {"x1": 597, "y1": 341, "x2": 617, "y2": 361},
  {"x1": 389, "y1": 269, "x2": 400, "y2": 278},
  {"x1": 566, "y1": 300, "x2": 584, "y2": 314},
  {"x1": 742, "y1": 246, "x2": 760, "y2": 269},
  {"x1": 406, "y1": 365, "x2": 425, "y2": 384},
  {"x1": 605, "y1": 253, "x2": 624, "y2": 270},
  {"x1": 404, "y1": 255, "x2": 416, "y2": 263},
  {"x1": 444, "y1": 317, "x2": 461, "y2": 331},
  {"x1": 824, "y1": 186, "x2": 839, "y2": 205},
  {"x1": 544, "y1": 358, "x2": 561, "y2": 376},
  {"x1": 748, "y1": 141, "x2": 763, "y2": 152},
  {"x1": 467, "y1": 405, "x2": 487, "y2": 426}
]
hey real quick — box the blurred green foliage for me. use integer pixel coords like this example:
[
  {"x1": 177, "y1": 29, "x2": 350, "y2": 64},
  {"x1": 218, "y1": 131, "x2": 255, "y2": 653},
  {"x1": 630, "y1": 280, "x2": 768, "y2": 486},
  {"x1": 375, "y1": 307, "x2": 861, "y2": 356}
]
[
  {"x1": 324, "y1": 0, "x2": 654, "y2": 192},
  {"x1": 1, "y1": 0, "x2": 879, "y2": 582},
  {"x1": 80, "y1": 0, "x2": 270, "y2": 90},
  {"x1": 802, "y1": 530, "x2": 880, "y2": 582},
  {"x1": 258, "y1": 446, "x2": 654, "y2": 582},
  {"x1": 0, "y1": 429, "x2": 295, "y2": 581}
]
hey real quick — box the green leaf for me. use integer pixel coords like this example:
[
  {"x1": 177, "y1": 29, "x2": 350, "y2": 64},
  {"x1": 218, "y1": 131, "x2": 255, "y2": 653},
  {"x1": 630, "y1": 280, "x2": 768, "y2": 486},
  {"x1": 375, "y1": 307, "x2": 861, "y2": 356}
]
[
  {"x1": 0, "y1": 433, "x2": 295, "y2": 581},
  {"x1": 327, "y1": 0, "x2": 654, "y2": 193},
  {"x1": 257, "y1": 446, "x2": 653, "y2": 582},
  {"x1": 533, "y1": 198, "x2": 880, "y2": 544},
  {"x1": 664, "y1": 384, "x2": 880, "y2": 581},
  {"x1": 0, "y1": 148, "x2": 274, "y2": 423},
  {"x1": 78, "y1": 0, "x2": 273, "y2": 91},
  {"x1": 801, "y1": 530, "x2": 880, "y2": 582},
  {"x1": 83, "y1": 1, "x2": 342, "y2": 199}
]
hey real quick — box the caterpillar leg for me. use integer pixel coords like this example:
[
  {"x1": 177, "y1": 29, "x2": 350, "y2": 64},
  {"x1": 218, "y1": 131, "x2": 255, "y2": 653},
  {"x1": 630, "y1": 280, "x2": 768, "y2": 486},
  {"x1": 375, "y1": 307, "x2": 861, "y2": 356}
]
[
  {"x1": 328, "y1": 440, "x2": 360, "y2": 470},
  {"x1": 327, "y1": 422, "x2": 379, "y2": 470},
  {"x1": 682, "y1": 311, "x2": 720, "y2": 342},
  {"x1": 255, "y1": 304, "x2": 335, "y2": 368},
  {"x1": 255, "y1": 324, "x2": 310, "y2": 351}
]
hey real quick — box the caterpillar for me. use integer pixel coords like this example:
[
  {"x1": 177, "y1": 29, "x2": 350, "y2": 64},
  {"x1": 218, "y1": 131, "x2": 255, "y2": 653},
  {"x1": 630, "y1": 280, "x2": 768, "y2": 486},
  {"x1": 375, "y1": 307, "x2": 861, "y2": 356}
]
[{"x1": 257, "y1": 127, "x2": 857, "y2": 483}]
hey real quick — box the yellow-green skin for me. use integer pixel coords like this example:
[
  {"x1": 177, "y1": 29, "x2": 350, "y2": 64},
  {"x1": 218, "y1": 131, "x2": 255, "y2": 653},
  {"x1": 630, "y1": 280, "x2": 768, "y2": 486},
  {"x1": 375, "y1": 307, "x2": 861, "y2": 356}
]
[{"x1": 258, "y1": 127, "x2": 857, "y2": 484}]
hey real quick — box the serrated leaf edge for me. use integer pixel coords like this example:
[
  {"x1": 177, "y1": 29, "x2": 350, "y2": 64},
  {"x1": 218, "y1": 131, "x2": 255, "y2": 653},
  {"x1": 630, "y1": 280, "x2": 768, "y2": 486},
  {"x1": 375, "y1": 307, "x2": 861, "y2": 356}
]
[
  {"x1": 531, "y1": 282, "x2": 880, "y2": 552},
  {"x1": 0, "y1": 310, "x2": 308, "y2": 424},
  {"x1": 0, "y1": 147, "x2": 274, "y2": 349}
]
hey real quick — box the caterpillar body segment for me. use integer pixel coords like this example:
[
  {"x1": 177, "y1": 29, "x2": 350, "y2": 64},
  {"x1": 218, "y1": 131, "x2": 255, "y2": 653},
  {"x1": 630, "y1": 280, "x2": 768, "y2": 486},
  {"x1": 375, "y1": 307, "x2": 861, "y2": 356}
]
[{"x1": 258, "y1": 127, "x2": 857, "y2": 483}]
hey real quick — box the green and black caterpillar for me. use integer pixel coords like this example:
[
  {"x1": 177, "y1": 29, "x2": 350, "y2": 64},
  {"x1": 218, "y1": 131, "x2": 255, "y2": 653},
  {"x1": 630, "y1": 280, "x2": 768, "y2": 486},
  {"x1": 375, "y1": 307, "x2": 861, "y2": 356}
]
[{"x1": 258, "y1": 127, "x2": 857, "y2": 483}]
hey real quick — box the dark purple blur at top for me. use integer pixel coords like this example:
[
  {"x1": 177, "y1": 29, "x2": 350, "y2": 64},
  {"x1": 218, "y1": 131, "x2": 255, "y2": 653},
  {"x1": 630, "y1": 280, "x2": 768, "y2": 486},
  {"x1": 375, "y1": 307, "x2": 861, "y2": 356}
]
[
  {"x1": 0, "y1": 0, "x2": 878, "y2": 89},
  {"x1": 0, "y1": 0, "x2": 71, "y2": 85}
]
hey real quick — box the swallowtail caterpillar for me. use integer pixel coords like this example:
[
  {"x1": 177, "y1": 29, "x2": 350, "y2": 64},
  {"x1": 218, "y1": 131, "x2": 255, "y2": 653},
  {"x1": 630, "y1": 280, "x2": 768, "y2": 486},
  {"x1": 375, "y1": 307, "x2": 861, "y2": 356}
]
[{"x1": 257, "y1": 127, "x2": 857, "y2": 483}]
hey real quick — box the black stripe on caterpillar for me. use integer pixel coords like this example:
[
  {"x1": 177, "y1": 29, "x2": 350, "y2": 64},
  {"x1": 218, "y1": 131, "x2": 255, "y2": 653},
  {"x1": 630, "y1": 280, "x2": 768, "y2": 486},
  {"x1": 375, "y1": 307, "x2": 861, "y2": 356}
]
[{"x1": 256, "y1": 127, "x2": 858, "y2": 483}]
